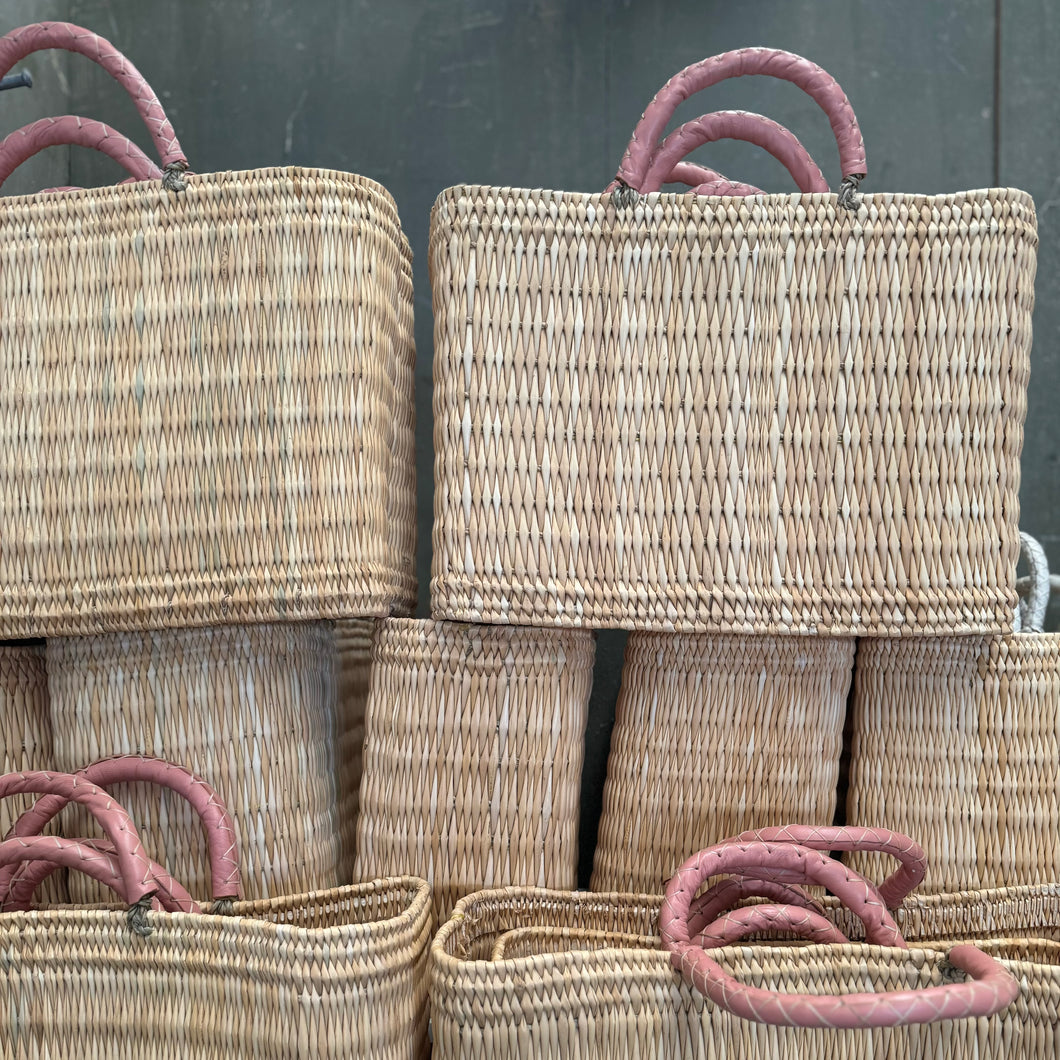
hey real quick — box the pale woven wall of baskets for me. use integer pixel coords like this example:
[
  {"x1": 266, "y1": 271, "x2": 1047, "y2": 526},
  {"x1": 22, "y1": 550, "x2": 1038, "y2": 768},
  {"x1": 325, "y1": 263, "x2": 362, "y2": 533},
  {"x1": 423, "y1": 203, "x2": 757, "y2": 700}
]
[{"x1": 0, "y1": 9, "x2": 1056, "y2": 1058}]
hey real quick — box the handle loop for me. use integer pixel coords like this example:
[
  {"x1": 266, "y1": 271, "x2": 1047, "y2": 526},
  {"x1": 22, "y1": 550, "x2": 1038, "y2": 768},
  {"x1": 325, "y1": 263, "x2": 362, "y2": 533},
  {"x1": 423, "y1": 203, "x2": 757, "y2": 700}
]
[
  {"x1": 0, "y1": 836, "x2": 198, "y2": 914},
  {"x1": 0, "y1": 116, "x2": 161, "y2": 191},
  {"x1": 1, "y1": 755, "x2": 242, "y2": 901},
  {"x1": 661, "y1": 840, "x2": 905, "y2": 951},
  {"x1": 686, "y1": 876, "x2": 823, "y2": 940},
  {"x1": 641, "y1": 111, "x2": 828, "y2": 195},
  {"x1": 0, "y1": 772, "x2": 155, "y2": 905},
  {"x1": 661, "y1": 837, "x2": 1019, "y2": 1028},
  {"x1": 615, "y1": 48, "x2": 864, "y2": 205},
  {"x1": 728, "y1": 825, "x2": 927, "y2": 909},
  {"x1": 1016, "y1": 532, "x2": 1051, "y2": 632},
  {"x1": 695, "y1": 903, "x2": 849, "y2": 947},
  {"x1": 0, "y1": 21, "x2": 185, "y2": 169}
]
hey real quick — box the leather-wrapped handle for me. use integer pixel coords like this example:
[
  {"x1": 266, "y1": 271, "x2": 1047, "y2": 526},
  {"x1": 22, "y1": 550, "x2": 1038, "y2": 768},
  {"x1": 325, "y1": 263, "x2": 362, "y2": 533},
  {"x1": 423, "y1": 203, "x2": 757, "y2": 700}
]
[
  {"x1": 616, "y1": 48, "x2": 864, "y2": 199},
  {"x1": 727, "y1": 826, "x2": 927, "y2": 909},
  {"x1": 661, "y1": 840, "x2": 905, "y2": 951},
  {"x1": 1, "y1": 755, "x2": 242, "y2": 900},
  {"x1": 661, "y1": 839, "x2": 1019, "y2": 1028},
  {"x1": 0, "y1": 772, "x2": 154, "y2": 905},
  {"x1": 696, "y1": 903, "x2": 849, "y2": 947},
  {"x1": 0, "y1": 21, "x2": 185, "y2": 169},
  {"x1": 1016, "y1": 532, "x2": 1051, "y2": 632},
  {"x1": 669, "y1": 164, "x2": 763, "y2": 196},
  {"x1": 0, "y1": 836, "x2": 198, "y2": 913},
  {"x1": 667, "y1": 938, "x2": 1019, "y2": 1028},
  {"x1": 641, "y1": 111, "x2": 828, "y2": 195},
  {"x1": 0, "y1": 116, "x2": 161, "y2": 191},
  {"x1": 686, "y1": 876, "x2": 823, "y2": 940}
]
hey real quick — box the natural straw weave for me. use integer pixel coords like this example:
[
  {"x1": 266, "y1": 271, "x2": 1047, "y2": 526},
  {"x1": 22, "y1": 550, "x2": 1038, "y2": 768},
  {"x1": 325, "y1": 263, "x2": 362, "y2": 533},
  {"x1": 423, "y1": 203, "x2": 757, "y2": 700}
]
[
  {"x1": 0, "y1": 645, "x2": 66, "y2": 904},
  {"x1": 431, "y1": 886, "x2": 1060, "y2": 1060},
  {"x1": 847, "y1": 634, "x2": 1060, "y2": 891},
  {"x1": 334, "y1": 619, "x2": 375, "y2": 882},
  {"x1": 0, "y1": 167, "x2": 417, "y2": 637},
  {"x1": 355, "y1": 619, "x2": 594, "y2": 922},
  {"x1": 47, "y1": 622, "x2": 342, "y2": 901},
  {"x1": 592, "y1": 633, "x2": 853, "y2": 892},
  {"x1": 0, "y1": 877, "x2": 431, "y2": 1059},
  {"x1": 430, "y1": 187, "x2": 1036, "y2": 634}
]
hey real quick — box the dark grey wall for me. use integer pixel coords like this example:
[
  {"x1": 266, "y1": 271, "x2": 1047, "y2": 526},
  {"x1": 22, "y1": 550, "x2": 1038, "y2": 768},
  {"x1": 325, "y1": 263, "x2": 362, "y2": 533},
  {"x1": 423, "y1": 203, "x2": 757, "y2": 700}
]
[{"x1": 4, "y1": 0, "x2": 1056, "y2": 881}]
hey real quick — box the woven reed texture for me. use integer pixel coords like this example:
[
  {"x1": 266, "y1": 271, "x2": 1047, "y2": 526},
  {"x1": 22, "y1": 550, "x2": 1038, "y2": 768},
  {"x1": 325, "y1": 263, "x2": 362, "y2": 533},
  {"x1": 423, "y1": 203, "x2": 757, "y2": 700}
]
[
  {"x1": 0, "y1": 166, "x2": 417, "y2": 637},
  {"x1": 847, "y1": 634, "x2": 1060, "y2": 891},
  {"x1": 592, "y1": 633, "x2": 853, "y2": 892},
  {"x1": 0, "y1": 644, "x2": 66, "y2": 904},
  {"x1": 0, "y1": 876, "x2": 431, "y2": 1059},
  {"x1": 431, "y1": 886, "x2": 1060, "y2": 1060},
  {"x1": 355, "y1": 619, "x2": 594, "y2": 922},
  {"x1": 334, "y1": 618, "x2": 375, "y2": 882},
  {"x1": 47, "y1": 622, "x2": 341, "y2": 902},
  {"x1": 430, "y1": 187, "x2": 1036, "y2": 634}
]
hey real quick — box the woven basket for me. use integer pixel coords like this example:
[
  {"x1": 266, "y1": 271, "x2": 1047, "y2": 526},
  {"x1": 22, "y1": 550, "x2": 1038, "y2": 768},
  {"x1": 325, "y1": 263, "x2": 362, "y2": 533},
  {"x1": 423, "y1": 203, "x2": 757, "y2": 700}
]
[
  {"x1": 431, "y1": 886, "x2": 1060, "y2": 1060},
  {"x1": 429, "y1": 51, "x2": 1035, "y2": 635},
  {"x1": 0, "y1": 877, "x2": 431, "y2": 1059},
  {"x1": 0, "y1": 24, "x2": 417, "y2": 636},
  {"x1": 591, "y1": 633, "x2": 853, "y2": 892},
  {"x1": 47, "y1": 623, "x2": 342, "y2": 901},
  {"x1": 334, "y1": 618, "x2": 375, "y2": 882},
  {"x1": 846, "y1": 633, "x2": 1060, "y2": 891},
  {"x1": 355, "y1": 619, "x2": 594, "y2": 922},
  {"x1": 0, "y1": 645, "x2": 66, "y2": 904}
]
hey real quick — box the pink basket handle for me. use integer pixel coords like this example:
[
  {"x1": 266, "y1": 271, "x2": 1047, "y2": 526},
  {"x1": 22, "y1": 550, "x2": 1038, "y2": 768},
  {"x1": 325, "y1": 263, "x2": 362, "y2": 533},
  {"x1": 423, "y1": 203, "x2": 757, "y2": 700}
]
[
  {"x1": 0, "y1": 21, "x2": 186, "y2": 182},
  {"x1": 661, "y1": 838, "x2": 1019, "y2": 1027},
  {"x1": 661, "y1": 840, "x2": 905, "y2": 951},
  {"x1": 2, "y1": 755, "x2": 242, "y2": 901},
  {"x1": 641, "y1": 111, "x2": 828, "y2": 195},
  {"x1": 729, "y1": 826, "x2": 927, "y2": 909},
  {"x1": 616, "y1": 48, "x2": 865, "y2": 204},
  {"x1": 668, "y1": 936, "x2": 1018, "y2": 1028},
  {"x1": 0, "y1": 116, "x2": 162, "y2": 191},
  {"x1": 0, "y1": 772, "x2": 154, "y2": 906},
  {"x1": 696, "y1": 903, "x2": 849, "y2": 948},
  {"x1": 0, "y1": 836, "x2": 198, "y2": 913},
  {"x1": 687, "y1": 876, "x2": 824, "y2": 939},
  {"x1": 668, "y1": 162, "x2": 764, "y2": 196}
]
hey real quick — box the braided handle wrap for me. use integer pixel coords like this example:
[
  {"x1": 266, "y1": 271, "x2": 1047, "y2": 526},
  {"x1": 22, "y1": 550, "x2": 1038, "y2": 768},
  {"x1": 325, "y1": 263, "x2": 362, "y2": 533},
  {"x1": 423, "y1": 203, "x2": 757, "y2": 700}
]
[
  {"x1": 0, "y1": 21, "x2": 185, "y2": 169},
  {"x1": 696, "y1": 903, "x2": 849, "y2": 947},
  {"x1": 616, "y1": 48, "x2": 864, "y2": 198},
  {"x1": 728, "y1": 826, "x2": 927, "y2": 909},
  {"x1": 1017, "y1": 532, "x2": 1051, "y2": 632},
  {"x1": 0, "y1": 772, "x2": 154, "y2": 904},
  {"x1": 641, "y1": 110, "x2": 828, "y2": 194},
  {"x1": 668, "y1": 162, "x2": 764, "y2": 196},
  {"x1": 1, "y1": 755, "x2": 242, "y2": 900},
  {"x1": 661, "y1": 839, "x2": 1019, "y2": 1027},
  {"x1": 687, "y1": 876, "x2": 823, "y2": 940},
  {"x1": 661, "y1": 840, "x2": 906, "y2": 951},
  {"x1": 0, "y1": 115, "x2": 161, "y2": 190},
  {"x1": 0, "y1": 836, "x2": 198, "y2": 913}
]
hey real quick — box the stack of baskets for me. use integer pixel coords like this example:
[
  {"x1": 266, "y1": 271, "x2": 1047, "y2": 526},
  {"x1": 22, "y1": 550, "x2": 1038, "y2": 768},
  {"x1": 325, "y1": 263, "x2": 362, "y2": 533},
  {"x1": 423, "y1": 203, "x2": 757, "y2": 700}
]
[
  {"x1": 0, "y1": 19, "x2": 1057, "y2": 1059},
  {"x1": 0, "y1": 21, "x2": 418, "y2": 903}
]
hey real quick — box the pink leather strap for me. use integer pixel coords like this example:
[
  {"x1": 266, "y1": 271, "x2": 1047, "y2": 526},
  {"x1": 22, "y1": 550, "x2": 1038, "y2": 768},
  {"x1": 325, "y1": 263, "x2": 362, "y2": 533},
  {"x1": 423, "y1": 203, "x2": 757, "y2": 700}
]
[
  {"x1": 664, "y1": 162, "x2": 764, "y2": 196},
  {"x1": 0, "y1": 116, "x2": 161, "y2": 190},
  {"x1": 0, "y1": 22, "x2": 185, "y2": 169},
  {"x1": 616, "y1": 48, "x2": 865, "y2": 196},
  {"x1": 661, "y1": 840, "x2": 905, "y2": 950},
  {"x1": 2, "y1": 756, "x2": 242, "y2": 900},
  {"x1": 696, "y1": 903, "x2": 849, "y2": 947},
  {"x1": 687, "y1": 877, "x2": 823, "y2": 939},
  {"x1": 729, "y1": 826, "x2": 927, "y2": 909},
  {"x1": 661, "y1": 837, "x2": 1018, "y2": 1027},
  {"x1": 0, "y1": 836, "x2": 198, "y2": 913},
  {"x1": 667, "y1": 939, "x2": 1019, "y2": 1028},
  {"x1": 642, "y1": 111, "x2": 828, "y2": 195},
  {"x1": 0, "y1": 772, "x2": 154, "y2": 904}
]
